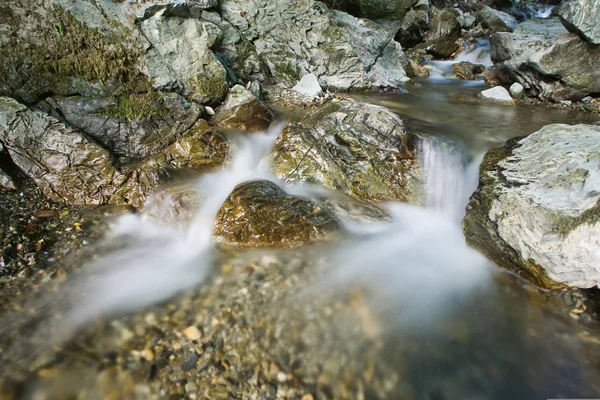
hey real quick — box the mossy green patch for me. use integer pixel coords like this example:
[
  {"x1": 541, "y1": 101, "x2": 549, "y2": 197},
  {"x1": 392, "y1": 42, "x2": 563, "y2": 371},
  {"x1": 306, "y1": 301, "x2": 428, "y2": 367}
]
[
  {"x1": 553, "y1": 199, "x2": 600, "y2": 237},
  {"x1": 98, "y1": 92, "x2": 169, "y2": 120}
]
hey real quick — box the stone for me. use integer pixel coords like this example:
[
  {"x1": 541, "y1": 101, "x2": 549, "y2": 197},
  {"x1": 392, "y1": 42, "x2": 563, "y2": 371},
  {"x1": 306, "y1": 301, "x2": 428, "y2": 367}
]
[
  {"x1": 0, "y1": 168, "x2": 15, "y2": 190},
  {"x1": 476, "y1": 6, "x2": 518, "y2": 33},
  {"x1": 292, "y1": 74, "x2": 323, "y2": 98},
  {"x1": 463, "y1": 124, "x2": 600, "y2": 289},
  {"x1": 395, "y1": 9, "x2": 429, "y2": 48},
  {"x1": 558, "y1": 0, "x2": 600, "y2": 45},
  {"x1": 219, "y1": 0, "x2": 410, "y2": 90},
  {"x1": 452, "y1": 61, "x2": 485, "y2": 80},
  {"x1": 213, "y1": 180, "x2": 341, "y2": 248},
  {"x1": 427, "y1": 8, "x2": 461, "y2": 42},
  {"x1": 458, "y1": 13, "x2": 477, "y2": 29},
  {"x1": 478, "y1": 86, "x2": 514, "y2": 105},
  {"x1": 509, "y1": 82, "x2": 524, "y2": 99},
  {"x1": 490, "y1": 18, "x2": 600, "y2": 101},
  {"x1": 140, "y1": 7, "x2": 228, "y2": 104},
  {"x1": 211, "y1": 85, "x2": 274, "y2": 133},
  {"x1": 353, "y1": 0, "x2": 416, "y2": 20},
  {"x1": 183, "y1": 326, "x2": 202, "y2": 341},
  {"x1": 425, "y1": 39, "x2": 460, "y2": 59},
  {"x1": 0, "y1": 97, "x2": 227, "y2": 207},
  {"x1": 48, "y1": 93, "x2": 202, "y2": 158},
  {"x1": 268, "y1": 101, "x2": 422, "y2": 203}
]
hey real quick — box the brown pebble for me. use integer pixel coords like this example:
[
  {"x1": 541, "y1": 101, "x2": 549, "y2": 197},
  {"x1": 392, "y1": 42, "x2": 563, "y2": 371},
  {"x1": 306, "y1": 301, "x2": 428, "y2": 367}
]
[
  {"x1": 34, "y1": 210, "x2": 59, "y2": 220},
  {"x1": 183, "y1": 326, "x2": 201, "y2": 341}
]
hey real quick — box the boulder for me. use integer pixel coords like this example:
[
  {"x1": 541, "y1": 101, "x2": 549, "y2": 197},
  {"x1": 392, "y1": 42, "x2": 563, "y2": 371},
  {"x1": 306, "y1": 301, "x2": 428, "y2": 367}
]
[
  {"x1": 490, "y1": 18, "x2": 600, "y2": 101},
  {"x1": 558, "y1": 0, "x2": 600, "y2": 44},
  {"x1": 425, "y1": 39, "x2": 460, "y2": 59},
  {"x1": 452, "y1": 61, "x2": 485, "y2": 80},
  {"x1": 269, "y1": 101, "x2": 422, "y2": 203},
  {"x1": 0, "y1": 98, "x2": 227, "y2": 207},
  {"x1": 353, "y1": 0, "x2": 417, "y2": 20},
  {"x1": 427, "y1": 8, "x2": 461, "y2": 42},
  {"x1": 213, "y1": 180, "x2": 341, "y2": 247},
  {"x1": 476, "y1": 6, "x2": 518, "y2": 33},
  {"x1": 478, "y1": 86, "x2": 514, "y2": 105},
  {"x1": 463, "y1": 124, "x2": 600, "y2": 289},
  {"x1": 293, "y1": 74, "x2": 324, "y2": 98},
  {"x1": 211, "y1": 85, "x2": 274, "y2": 133},
  {"x1": 139, "y1": 7, "x2": 228, "y2": 104},
  {"x1": 47, "y1": 93, "x2": 201, "y2": 158},
  {"x1": 396, "y1": 9, "x2": 430, "y2": 48},
  {"x1": 219, "y1": 0, "x2": 410, "y2": 90}
]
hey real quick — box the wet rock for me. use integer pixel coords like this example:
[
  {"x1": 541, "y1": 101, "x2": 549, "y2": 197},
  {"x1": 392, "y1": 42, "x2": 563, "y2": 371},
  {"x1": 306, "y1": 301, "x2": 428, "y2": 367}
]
[
  {"x1": 478, "y1": 86, "x2": 514, "y2": 105},
  {"x1": 509, "y1": 82, "x2": 524, "y2": 100},
  {"x1": 463, "y1": 124, "x2": 600, "y2": 289},
  {"x1": 213, "y1": 180, "x2": 341, "y2": 247},
  {"x1": 247, "y1": 80, "x2": 264, "y2": 100},
  {"x1": 458, "y1": 13, "x2": 477, "y2": 30},
  {"x1": 0, "y1": 168, "x2": 15, "y2": 190},
  {"x1": 396, "y1": 9, "x2": 429, "y2": 48},
  {"x1": 0, "y1": 98, "x2": 226, "y2": 207},
  {"x1": 140, "y1": 7, "x2": 228, "y2": 104},
  {"x1": 211, "y1": 85, "x2": 273, "y2": 133},
  {"x1": 490, "y1": 17, "x2": 600, "y2": 101},
  {"x1": 269, "y1": 101, "x2": 422, "y2": 203},
  {"x1": 476, "y1": 6, "x2": 518, "y2": 33},
  {"x1": 558, "y1": 0, "x2": 600, "y2": 45},
  {"x1": 48, "y1": 93, "x2": 201, "y2": 158},
  {"x1": 425, "y1": 39, "x2": 460, "y2": 59},
  {"x1": 219, "y1": 0, "x2": 410, "y2": 90},
  {"x1": 293, "y1": 74, "x2": 323, "y2": 99},
  {"x1": 353, "y1": 0, "x2": 416, "y2": 20},
  {"x1": 452, "y1": 61, "x2": 485, "y2": 80}
]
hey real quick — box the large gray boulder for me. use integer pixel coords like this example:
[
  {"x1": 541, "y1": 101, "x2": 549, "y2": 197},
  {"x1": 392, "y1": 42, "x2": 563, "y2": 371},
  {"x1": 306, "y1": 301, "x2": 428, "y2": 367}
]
[
  {"x1": 0, "y1": 98, "x2": 227, "y2": 207},
  {"x1": 463, "y1": 124, "x2": 600, "y2": 289},
  {"x1": 268, "y1": 101, "x2": 422, "y2": 203},
  {"x1": 558, "y1": 0, "x2": 600, "y2": 45},
  {"x1": 219, "y1": 0, "x2": 411, "y2": 90},
  {"x1": 395, "y1": 9, "x2": 429, "y2": 48},
  {"x1": 476, "y1": 6, "x2": 518, "y2": 33},
  {"x1": 490, "y1": 18, "x2": 600, "y2": 101},
  {"x1": 48, "y1": 93, "x2": 201, "y2": 158}
]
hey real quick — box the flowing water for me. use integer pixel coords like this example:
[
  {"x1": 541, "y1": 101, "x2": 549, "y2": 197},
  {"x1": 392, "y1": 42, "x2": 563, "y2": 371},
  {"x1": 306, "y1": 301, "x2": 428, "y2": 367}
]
[{"x1": 2, "y1": 48, "x2": 600, "y2": 399}]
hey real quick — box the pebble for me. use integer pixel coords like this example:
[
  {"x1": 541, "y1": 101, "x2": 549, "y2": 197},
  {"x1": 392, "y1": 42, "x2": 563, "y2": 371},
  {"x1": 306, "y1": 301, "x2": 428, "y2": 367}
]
[
  {"x1": 183, "y1": 326, "x2": 201, "y2": 341},
  {"x1": 181, "y1": 353, "x2": 199, "y2": 372}
]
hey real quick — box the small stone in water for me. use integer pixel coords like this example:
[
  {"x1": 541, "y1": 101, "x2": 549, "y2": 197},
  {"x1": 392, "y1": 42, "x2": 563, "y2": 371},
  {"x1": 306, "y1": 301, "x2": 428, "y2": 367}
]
[
  {"x1": 183, "y1": 325, "x2": 201, "y2": 341},
  {"x1": 181, "y1": 353, "x2": 199, "y2": 371},
  {"x1": 276, "y1": 372, "x2": 287, "y2": 382}
]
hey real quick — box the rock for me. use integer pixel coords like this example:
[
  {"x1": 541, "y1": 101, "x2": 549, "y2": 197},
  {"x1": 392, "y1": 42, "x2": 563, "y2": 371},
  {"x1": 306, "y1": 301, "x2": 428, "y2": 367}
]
[
  {"x1": 463, "y1": 124, "x2": 600, "y2": 289},
  {"x1": 353, "y1": 0, "x2": 416, "y2": 20},
  {"x1": 427, "y1": 8, "x2": 461, "y2": 42},
  {"x1": 452, "y1": 61, "x2": 485, "y2": 80},
  {"x1": 483, "y1": 67, "x2": 502, "y2": 87},
  {"x1": 558, "y1": 0, "x2": 600, "y2": 45},
  {"x1": 0, "y1": 168, "x2": 15, "y2": 190},
  {"x1": 183, "y1": 326, "x2": 202, "y2": 341},
  {"x1": 211, "y1": 85, "x2": 273, "y2": 133},
  {"x1": 425, "y1": 39, "x2": 460, "y2": 59},
  {"x1": 396, "y1": 9, "x2": 429, "y2": 48},
  {"x1": 219, "y1": 0, "x2": 410, "y2": 90},
  {"x1": 0, "y1": 98, "x2": 227, "y2": 207},
  {"x1": 458, "y1": 13, "x2": 477, "y2": 29},
  {"x1": 247, "y1": 80, "x2": 264, "y2": 100},
  {"x1": 476, "y1": 6, "x2": 518, "y2": 33},
  {"x1": 490, "y1": 18, "x2": 600, "y2": 101},
  {"x1": 213, "y1": 180, "x2": 341, "y2": 248},
  {"x1": 139, "y1": 7, "x2": 228, "y2": 104},
  {"x1": 48, "y1": 93, "x2": 201, "y2": 158},
  {"x1": 478, "y1": 86, "x2": 514, "y2": 105},
  {"x1": 509, "y1": 82, "x2": 524, "y2": 99},
  {"x1": 293, "y1": 74, "x2": 323, "y2": 98},
  {"x1": 269, "y1": 101, "x2": 422, "y2": 203}
]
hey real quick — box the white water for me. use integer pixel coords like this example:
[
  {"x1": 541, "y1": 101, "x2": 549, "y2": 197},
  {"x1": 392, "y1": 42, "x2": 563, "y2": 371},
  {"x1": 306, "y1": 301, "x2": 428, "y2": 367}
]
[{"x1": 427, "y1": 39, "x2": 492, "y2": 81}]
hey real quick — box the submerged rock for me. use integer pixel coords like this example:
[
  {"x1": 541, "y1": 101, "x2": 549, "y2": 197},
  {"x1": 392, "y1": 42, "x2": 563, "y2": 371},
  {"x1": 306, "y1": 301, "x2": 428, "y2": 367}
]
[
  {"x1": 269, "y1": 101, "x2": 422, "y2": 203},
  {"x1": 478, "y1": 86, "x2": 514, "y2": 105},
  {"x1": 558, "y1": 0, "x2": 600, "y2": 45},
  {"x1": 452, "y1": 61, "x2": 485, "y2": 80},
  {"x1": 463, "y1": 124, "x2": 600, "y2": 289},
  {"x1": 211, "y1": 85, "x2": 273, "y2": 133},
  {"x1": 476, "y1": 6, "x2": 518, "y2": 33},
  {"x1": 214, "y1": 180, "x2": 341, "y2": 247},
  {"x1": 490, "y1": 18, "x2": 600, "y2": 101}
]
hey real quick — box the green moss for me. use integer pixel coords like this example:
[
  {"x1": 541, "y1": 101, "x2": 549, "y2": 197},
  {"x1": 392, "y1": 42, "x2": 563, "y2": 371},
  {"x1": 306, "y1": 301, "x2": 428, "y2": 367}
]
[
  {"x1": 98, "y1": 92, "x2": 169, "y2": 120},
  {"x1": 272, "y1": 60, "x2": 301, "y2": 83},
  {"x1": 553, "y1": 200, "x2": 600, "y2": 237},
  {"x1": 188, "y1": 69, "x2": 228, "y2": 102}
]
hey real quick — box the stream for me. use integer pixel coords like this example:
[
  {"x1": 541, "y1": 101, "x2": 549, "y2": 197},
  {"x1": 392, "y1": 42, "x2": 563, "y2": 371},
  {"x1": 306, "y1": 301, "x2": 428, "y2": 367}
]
[{"x1": 2, "y1": 45, "x2": 600, "y2": 400}]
